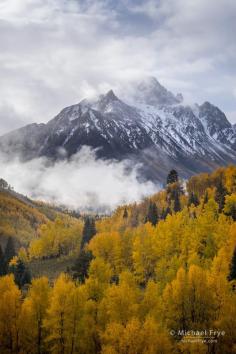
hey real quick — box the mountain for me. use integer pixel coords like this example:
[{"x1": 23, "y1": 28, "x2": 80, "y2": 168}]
[{"x1": 0, "y1": 77, "x2": 235, "y2": 182}]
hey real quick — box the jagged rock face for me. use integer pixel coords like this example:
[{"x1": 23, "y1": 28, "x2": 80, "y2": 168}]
[
  {"x1": 0, "y1": 77, "x2": 235, "y2": 182},
  {"x1": 198, "y1": 102, "x2": 236, "y2": 149}
]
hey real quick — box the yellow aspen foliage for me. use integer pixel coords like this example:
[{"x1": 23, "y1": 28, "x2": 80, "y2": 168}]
[
  {"x1": 77, "y1": 298, "x2": 101, "y2": 354},
  {"x1": 139, "y1": 280, "x2": 162, "y2": 321},
  {"x1": 224, "y1": 193, "x2": 236, "y2": 217},
  {"x1": 162, "y1": 267, "x2": 190, "y2": 331},
  {"x1": 163, "y1": 265, "x2": 215, "y2": 333},
  {"x1": 0, "y1": 190, "x2": 48, "y2": 245},
  {"x1": 20, "y1": 277, "x2": 50, "y2": 354},
  {"x1": 18, "y1": 247, "x2": 28, "y2": 263},
  {"x1": 119, "y1": 318, "x2": 143, "y2": 354},
  {"x1": 102, "y1": 318, "x2": 143, "y2": 354},
  {"x1": 0, "y1": 275, "x2": 21, "y2": 353},
  {"x1": 214, "y1": 294, "x2": 236, "y2": 354},
  {"x1": 101, "y1": 322, "x2": 126, "y2": 354},
  {"x1": 132, "y1": 223, "x2": 157, "y2": 284},
  {"x1": 29, "y1": 217, "x2": 82, "y2": 259},
  {"x1": 141, "y1": 316, "x2": 173, "y2": 354},
  {"x1": 85, "y1": 257, "x2": 112, "y2": 302},
  {"x1": 187, "y1": 265, "x2": 214, "y2": 328},
  {"x1": 44, "y1": 273, "x2": 76, "y2": 354},
  {"x1": 9, "y1": 255, "x2": 18, "y2": 267},
  {"x1": 224, "y1": 165, "x2": 236, "y2": 193},
  {"x1": 98, "y1": 271, "x2": 140, "y2": 327},
  {"x1": 192, "y1": 199, "x2": 220, "y2": 262},
  {"x1": 88, "y1": 232, "x2": 123, "y2": 274},
  {"x1": 177, "y1": 339, "x2": 207, "y2": 354},
  {"x1": 101, "y1": 317, "x2": 172, "y2": 354},
  {"x1": 65, "y1": 285, "x2": 90, "y2": 354}
]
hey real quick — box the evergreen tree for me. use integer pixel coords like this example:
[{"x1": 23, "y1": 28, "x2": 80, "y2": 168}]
[
  {"x1": 145, "y1": 202, "x2": 158, "y2": 226},
  {"x1": 165, "y1": 206, "x2": 172, "y2": 218},
  {"x1": 228, "y1": 247, "x2": 236, "y2": 282},
  {"x1": 160, "y1": 207, "x2": 171, "y2": 220},
  {"x1": 188, "y1": 192, "x2": 199, "y2": 207},
  {"x1": 167, "y1": 170, "x2": 178, "y2": 185},
  {"x1": 123, "y1": 207, "x2": 128, "y2": 219},
  {"x1": 72, "y1": 249, "x2": 94, "y2": 283},
  {"x1": 0, "y1": 245, "x2": 6, "y2": 276},
  {"x1": 160, "y1": 208, "x2": 166, "y2": 220},
  {"x1": 226, "y1": 204, "x2": 236, "y2": 222},
  {"x1": 13, "y1": 259, "x2": 31, "y2": 288},
  {"x1": 230, "y1": 204, "x2": 236, "y2": 222},
  {"x1": 215, "y1": 180, "x2": 227, "y2": 212},
  {"x1": 173, "y1": 192, "x2": 181, "y2": 213},
  {"x1": 81, "y1": 217, "x2": 96, "y2": 248},
  {"x1": 0, "y1": 178, "x2": 8, "y2": 189},
  {"x1": 130, "y1": 208, "x2": 139, "y2": 227},
  {"x1": 4, "y1": 237, "x2": 16, "y2": 270},
  {"x1": 203, "y1": 191, "x2": 209, "y2": 205}
]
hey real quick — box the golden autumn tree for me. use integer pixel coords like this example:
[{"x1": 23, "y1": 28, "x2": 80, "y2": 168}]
[
  {"x1": 101, "y1": 316, "x2": 173, "y2": 354},
  {"x1": 0, "y1": 275, "x2": 21, "y2": 353},
  {"x1": 20, "y1": 277, "x2": 51, "y2": 354},
  {"x1": 162, "y1": 267, "x2": 190, "y2": 331},
  {"x1": 98, "y1": 271, "x2": 140, "y2": 328},
  {"x1": 44, "y1": 273, "x2": 76, "y2": 354}
]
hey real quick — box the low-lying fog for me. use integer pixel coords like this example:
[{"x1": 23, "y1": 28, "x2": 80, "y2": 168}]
[{"x1": 0, "y1": 146, "x2": 158, "y2": 213}]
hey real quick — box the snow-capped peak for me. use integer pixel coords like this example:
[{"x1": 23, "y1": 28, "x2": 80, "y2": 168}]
[
  {"x1": 128, "y1": 76, "x2": 183, "y2": 106},
  {"x1": 0, "y1": 76, "x2": 235, "y2": 183}
]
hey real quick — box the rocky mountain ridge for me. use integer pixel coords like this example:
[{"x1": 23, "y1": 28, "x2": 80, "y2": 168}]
[{"x1": 0, "y1": 77, "x2": 235, "y2": 182}]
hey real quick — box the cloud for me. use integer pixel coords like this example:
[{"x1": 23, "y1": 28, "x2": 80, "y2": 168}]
[
  {"x1": 0, "y1": 146, "x2": 157, "y2": 212},
  {"x1": 0, "y1": 103, "x2": 27, "y2": 135},
  {"x1": 0, "y1": 0, "x2": 236, "y2": 135}
]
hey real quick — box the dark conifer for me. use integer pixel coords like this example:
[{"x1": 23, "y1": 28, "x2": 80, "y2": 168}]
[
  {"x1": 224, "y1": 202, "x2": 236, "y2": 221},
  {"x1": 215, "y1": 180, "x2": 228, "y2": 212},
  {"x1": 81, "y1": 217, "x2": 96, "y2": 248},
  {"x1": 123, "y1": 208, "x2": 128, "y2": 219},
  {"x1": 0, "y1": 178, "x2": 8, "y2": 189},
  {"x1": 165, "y1": 206, "x2": 172, "y2": 217},
  {"x1": 188, "y1": 192, "x2": 199, "y2": 207},
  {"x1": 13, "y1": 259, "x2": 31, "y2": 288},
  {"x1": 72, "y1": 249, "x2": 94, "y2": 283},
  {"x1": 161, "y1": 207, "x2": 171, "y2": 220},
  {"x1": 203, "y1": 191, "x2": 209, "y2": 205},
  {"x1": 160, "y1": 208, "x2": 166, "y2": 220},
  {"x1": 230, "y1": 204, "x2": 236, "y2": 222},
  {"x1": 167, "y1": 170, "x2": 178, "y2": 185},
  {"x1": 228, "y1": 247, "x2": 236, "y2": 281},
  {"x1": 146, "y1": 202, "x2": 158, "y2": 226},
  {"x1": 130, "y1": 209, "x2": 139, "y2": 227},
  {"x1": 4, "y1": 237, "x2": 16, "y2": 270},
  {"x1": 173, "y1": 192, "x2": 181, "y2": 212},
  {"x1": 0, "y1": 245, "x2": 6, "y2": 276}
]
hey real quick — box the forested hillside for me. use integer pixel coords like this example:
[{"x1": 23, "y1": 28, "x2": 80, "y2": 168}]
[
  {"x1": 0, "y1": 166, "x2": 236, "y2": 353},
  {"x1": 0, "y1": 179, "x2": 81, "y2": 247},
  {"x1": 0, "y1": 179, "x2": 84, "y2": 280}
]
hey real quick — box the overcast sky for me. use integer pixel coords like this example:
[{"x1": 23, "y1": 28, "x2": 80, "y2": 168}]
[{"x1": 0, "y1": 0, "x2": 236, "y2": 135}]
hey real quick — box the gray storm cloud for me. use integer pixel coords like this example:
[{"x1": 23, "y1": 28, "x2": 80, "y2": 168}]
[{"x1": 0, "y1": 146, "x2": 157, "y2": 212}]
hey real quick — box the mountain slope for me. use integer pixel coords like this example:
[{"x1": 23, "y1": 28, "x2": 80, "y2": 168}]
[
  {"x1": 0, "y1": 77, "x2": 235, "y2": 182},
  {"x1": 0, "y1": 183, "x2": 80, "y2": 248},
  {"x1": 0, "y1": 187, "x2": 48, "y2": 248}
]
